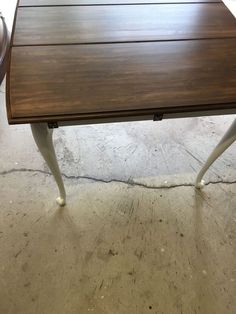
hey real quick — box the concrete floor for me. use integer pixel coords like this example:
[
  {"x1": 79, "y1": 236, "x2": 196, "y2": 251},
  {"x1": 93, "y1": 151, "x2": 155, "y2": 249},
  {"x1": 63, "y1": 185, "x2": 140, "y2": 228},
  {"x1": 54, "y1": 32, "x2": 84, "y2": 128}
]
[{"x1": 0, "y1": 78, "x2": 236, "y2": 313}]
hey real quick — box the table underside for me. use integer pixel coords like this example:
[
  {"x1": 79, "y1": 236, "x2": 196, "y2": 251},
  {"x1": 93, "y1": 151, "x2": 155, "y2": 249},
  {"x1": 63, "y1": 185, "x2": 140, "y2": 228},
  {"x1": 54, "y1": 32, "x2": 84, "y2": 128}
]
[{"x1": 7, "y1": 0, "x2": 236, "y2": 124}]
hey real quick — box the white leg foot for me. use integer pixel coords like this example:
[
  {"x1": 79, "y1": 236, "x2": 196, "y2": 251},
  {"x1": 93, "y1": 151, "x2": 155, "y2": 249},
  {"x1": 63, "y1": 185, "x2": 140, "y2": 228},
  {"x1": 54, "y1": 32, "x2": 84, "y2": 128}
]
[
  {"x1": 195, "y1": 119, "x2": 236, "y2": 188},
  {"x1": 31, "y1": 123, "x2": 66, "y2": 206}
]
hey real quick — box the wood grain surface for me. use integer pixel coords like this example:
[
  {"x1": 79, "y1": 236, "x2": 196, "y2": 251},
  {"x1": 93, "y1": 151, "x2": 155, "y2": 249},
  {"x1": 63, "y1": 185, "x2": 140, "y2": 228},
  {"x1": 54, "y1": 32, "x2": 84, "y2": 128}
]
[
  {"x1": 7, "y1": 0, "x2": 236, "y2": 124},
  {"x1": 13, "y1": 3, "x2": 236, "y2": 46},
  {"x1": 9, "y1": 39, "x2": 236, "y2": 123},
  {"x1": 19, "y1": 0, "x2": 221, "y2": 7}
]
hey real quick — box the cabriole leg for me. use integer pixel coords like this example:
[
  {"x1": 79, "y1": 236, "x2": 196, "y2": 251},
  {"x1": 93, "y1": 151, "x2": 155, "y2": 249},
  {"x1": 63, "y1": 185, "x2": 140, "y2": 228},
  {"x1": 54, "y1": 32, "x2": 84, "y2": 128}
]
[
  {"x1": 195, "y1": 119, "x2": 236, "y2": 188},
  {"x1": 31, "y1": 123, "x2": 66, "y2": 206}
]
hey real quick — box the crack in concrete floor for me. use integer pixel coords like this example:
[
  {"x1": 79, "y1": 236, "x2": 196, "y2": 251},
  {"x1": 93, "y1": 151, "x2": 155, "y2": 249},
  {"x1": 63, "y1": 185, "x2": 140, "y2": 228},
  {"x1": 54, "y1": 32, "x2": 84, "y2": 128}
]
[{"x1": 0, "y1": 167, "x2": 236, "y2": 190}]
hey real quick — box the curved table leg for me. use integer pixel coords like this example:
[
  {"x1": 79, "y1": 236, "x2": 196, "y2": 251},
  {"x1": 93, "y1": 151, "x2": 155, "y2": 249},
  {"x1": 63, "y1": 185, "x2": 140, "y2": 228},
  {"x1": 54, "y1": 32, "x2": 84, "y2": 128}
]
[
  {"x1": 31, "y1": 123, "x2": 66, "y2": 206},
  {"x1": 195, "y1": 118, "x2": 236, "y2": 188}
]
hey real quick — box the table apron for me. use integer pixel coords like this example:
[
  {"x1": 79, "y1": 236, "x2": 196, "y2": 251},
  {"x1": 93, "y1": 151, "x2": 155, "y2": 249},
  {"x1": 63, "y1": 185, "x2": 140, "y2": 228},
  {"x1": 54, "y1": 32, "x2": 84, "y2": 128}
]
[{"x1": 53, "y1": 108, "x2": 236, "y2": 128}]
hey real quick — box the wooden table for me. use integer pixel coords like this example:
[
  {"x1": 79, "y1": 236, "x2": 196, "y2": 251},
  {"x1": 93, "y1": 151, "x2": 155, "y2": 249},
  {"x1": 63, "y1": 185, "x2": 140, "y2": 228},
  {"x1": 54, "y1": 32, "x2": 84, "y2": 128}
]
[{"x1": 6, "y1": 0, "x2": 236, "y2": 205}]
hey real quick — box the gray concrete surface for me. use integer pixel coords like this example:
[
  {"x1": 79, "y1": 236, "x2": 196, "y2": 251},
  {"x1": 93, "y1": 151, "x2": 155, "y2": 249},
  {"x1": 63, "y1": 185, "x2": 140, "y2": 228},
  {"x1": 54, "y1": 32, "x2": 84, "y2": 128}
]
[{"x1": 0, "y1": 78, "x2": 236, "y2": 314}]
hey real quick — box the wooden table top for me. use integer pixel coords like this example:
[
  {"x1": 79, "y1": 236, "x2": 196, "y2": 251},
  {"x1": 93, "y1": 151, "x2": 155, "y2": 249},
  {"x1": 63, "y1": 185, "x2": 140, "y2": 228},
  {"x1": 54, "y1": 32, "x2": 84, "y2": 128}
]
[{"x1": 7, "y1": 0, "x2": 236, "y2": 124}]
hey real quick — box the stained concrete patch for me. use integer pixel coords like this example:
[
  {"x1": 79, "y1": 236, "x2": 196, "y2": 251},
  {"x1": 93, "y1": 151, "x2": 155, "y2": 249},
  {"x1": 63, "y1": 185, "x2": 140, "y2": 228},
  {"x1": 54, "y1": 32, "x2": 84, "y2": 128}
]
[{"x1": 0, "y1": 173, "x2": 235, "y2": 314}]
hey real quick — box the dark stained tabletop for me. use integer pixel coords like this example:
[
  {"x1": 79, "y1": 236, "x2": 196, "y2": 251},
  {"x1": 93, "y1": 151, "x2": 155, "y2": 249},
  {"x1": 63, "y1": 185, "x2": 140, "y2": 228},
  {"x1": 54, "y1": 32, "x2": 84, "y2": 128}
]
[{"x1": 7, "y1": 0, "x2": 236, "y2": 124}]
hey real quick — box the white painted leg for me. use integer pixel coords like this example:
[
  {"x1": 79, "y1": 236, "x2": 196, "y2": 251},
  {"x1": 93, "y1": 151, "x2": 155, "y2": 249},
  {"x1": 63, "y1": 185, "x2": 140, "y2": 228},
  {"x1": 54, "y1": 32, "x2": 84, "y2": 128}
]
[
  {"x1": 195, "y1": 119, "x2": 236, "y2": 188},
  {"x1": 31, "y1": 123, "x2": 66, "y2": 206}
]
